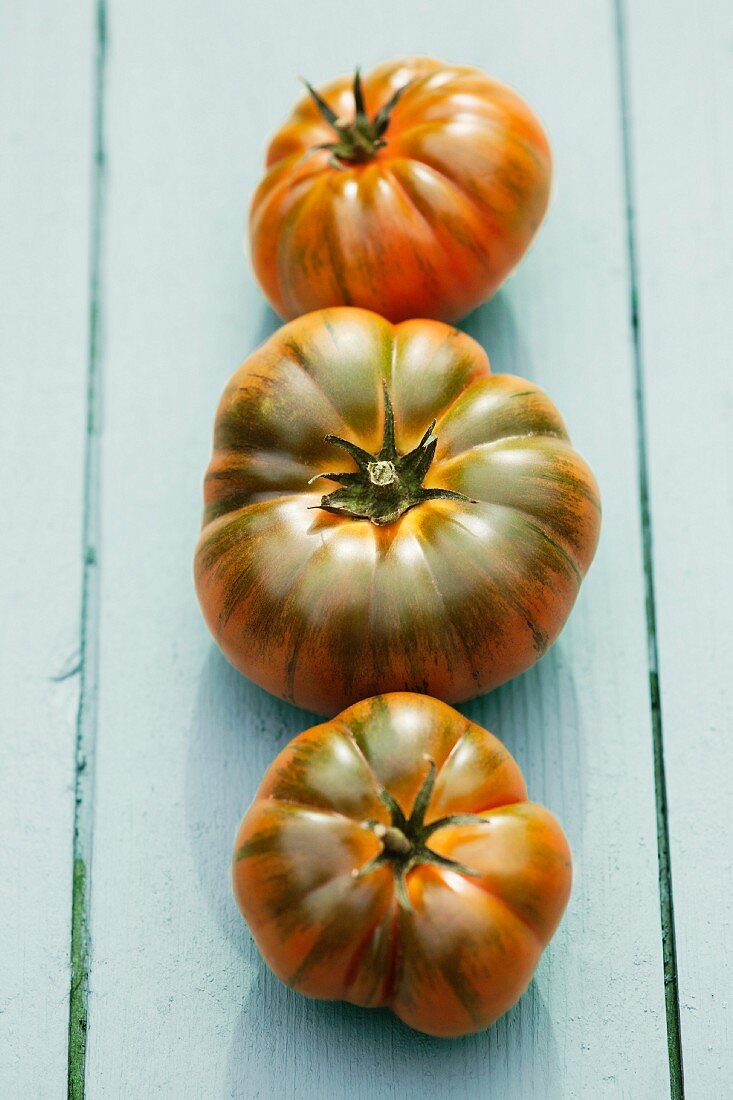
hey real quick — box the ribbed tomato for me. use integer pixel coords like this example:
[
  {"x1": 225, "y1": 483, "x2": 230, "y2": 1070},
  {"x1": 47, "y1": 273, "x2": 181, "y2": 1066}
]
[
  {"x1": 194, "y1": 307, "x2": 600, "y2": 715},
  {"x1": 250, "y1": 57, "x2": 551, "y2": 323},
  {"x1": 233, "y1": 692, "x2": 572, "y2": 1038}
]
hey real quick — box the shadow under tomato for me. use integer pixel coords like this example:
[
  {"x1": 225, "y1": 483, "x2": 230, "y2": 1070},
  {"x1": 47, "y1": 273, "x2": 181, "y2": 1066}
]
[
  {"x1": 185, "y1": 646, "x2": 314, "y2": 953},
  {"x1": 460, "y1": 642, "x2": 585, "y2": 854},
  {"x1": 251, "y1": 302, "x2": 281, "y2": 351},
  {"x1": 226, "y1": 963, "x2": 562, "y2": 1100},
  {"x1": 460, "y1": 290, "x2": 535, "y2": 382}
]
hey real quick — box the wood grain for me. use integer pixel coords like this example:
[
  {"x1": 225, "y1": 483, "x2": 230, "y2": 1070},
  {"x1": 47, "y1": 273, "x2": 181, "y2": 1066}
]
[
  {"x1": 80, "y1": 1, "x2": 671, "y2": 1096},
  {"x1": 0, "y1": 3, "x2": 93, "y2": 1097},
  {"x1": 624, "y1": 0, "x2": 733, "y2": 1093}
]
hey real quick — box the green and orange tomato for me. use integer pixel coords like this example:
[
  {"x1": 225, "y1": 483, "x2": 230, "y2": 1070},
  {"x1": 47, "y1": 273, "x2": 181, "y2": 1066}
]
[
  {"x1": 250, "y1": 57, "x2": 552, "y2": 323},
  {"x1": 233, "y1": 692, "x2": 572, "y2": 1037},
  {"x1": 195, "y1": 307, "x2": 600, "y2": 715}
]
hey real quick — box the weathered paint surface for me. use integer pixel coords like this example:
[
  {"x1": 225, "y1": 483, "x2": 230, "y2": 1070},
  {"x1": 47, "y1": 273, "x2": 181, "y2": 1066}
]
[
  {"x1": 623, "y1": 0, "x2": 733, "y2": 1093},
  {"x1": 2, "y1": 0, "x2": 730, "y2": 1096},
  {"x1": 0, "y1": 3, "x2": 93, "y2": 1097}
]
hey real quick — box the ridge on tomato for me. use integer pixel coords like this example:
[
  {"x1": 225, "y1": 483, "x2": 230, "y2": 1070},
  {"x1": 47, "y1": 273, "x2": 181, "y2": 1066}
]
[
  {"x1": 194, "y1": 307, "x2": 600, "y2": 715},
  {"x1": 249, "y1": 57, "x2": 552, "y2": 323},
  {"x1": 233, "y1": 692, "x2": 572, "y2": 1038}
]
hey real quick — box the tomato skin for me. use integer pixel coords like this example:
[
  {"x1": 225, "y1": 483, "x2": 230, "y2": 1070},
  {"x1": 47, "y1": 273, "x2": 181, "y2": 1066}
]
[
  {"x1": 250, "y1": 57, "x2": 551, "y2": 323},
  {"x1": 194, "y1": 307, "x2": 600, "y2": 715},
  {"x1": 233, "y1": 693, "x2": 572, "y2": 1038}
]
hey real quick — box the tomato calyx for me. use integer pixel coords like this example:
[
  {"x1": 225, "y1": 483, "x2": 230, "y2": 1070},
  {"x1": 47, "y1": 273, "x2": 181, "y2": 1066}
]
[
  {"x1": 302, "y1": 68, "x2": 412, "y2": 168},
  {"x1": 353, "y1": 756, "x2": 490, "y2": 910},
  {"x1": 311, "y1": 385, "x2": 475, "y2": 526}
]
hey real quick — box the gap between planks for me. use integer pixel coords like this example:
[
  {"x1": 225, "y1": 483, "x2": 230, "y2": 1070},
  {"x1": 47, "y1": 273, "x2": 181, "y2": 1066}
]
[
  {"x1": 613, "y1": 1, "x2": 684, "y2": 1097},
  {"x1": 67, "y1": 1, "x2": 107, "y2": 1097}
]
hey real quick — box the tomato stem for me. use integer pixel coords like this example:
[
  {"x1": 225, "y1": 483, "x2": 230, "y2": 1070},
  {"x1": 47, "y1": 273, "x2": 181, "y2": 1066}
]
[
  {"x1": 373, "y1": 823, "x2": 412, "y2": 857},
  {"x1": 358, "y1": 757, "x2": 489, "y2": 911},
  {"x1": 311, "y1": 385, "x2": 475, "y2": 526},
  {"x1": 301, "y1": 68, "x2": 413, "y2": 166}
]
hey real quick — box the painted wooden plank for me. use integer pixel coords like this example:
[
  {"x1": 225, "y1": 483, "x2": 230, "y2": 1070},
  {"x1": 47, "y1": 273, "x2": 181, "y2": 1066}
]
[
  {"x1": 623, "y1": 1, "x2": 733, "y2": 1093},
  {"x1": 84, "y1": 1, "x2": 669, "y2": 1095},
  {"x1": 0, "y1": 3, "x2": 93, "y2": 1097}
]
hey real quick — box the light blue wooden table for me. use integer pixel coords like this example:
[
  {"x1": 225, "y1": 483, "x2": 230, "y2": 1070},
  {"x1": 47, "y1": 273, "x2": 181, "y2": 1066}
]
[{"x1": 2, "y1": 1, "x2": 731, "y2": 1096}]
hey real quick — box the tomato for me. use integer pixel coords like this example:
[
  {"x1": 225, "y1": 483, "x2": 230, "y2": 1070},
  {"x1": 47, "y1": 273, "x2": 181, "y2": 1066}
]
[
  {"x1": 249, "y1": 57, "x2": 551, "y2": 323},
  {"x1": 233, "y1": 692, "x2": 572, "y2": 1038},
  {"x1": 194, "y1": 307, "x2": 600, "y2": 715}
]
